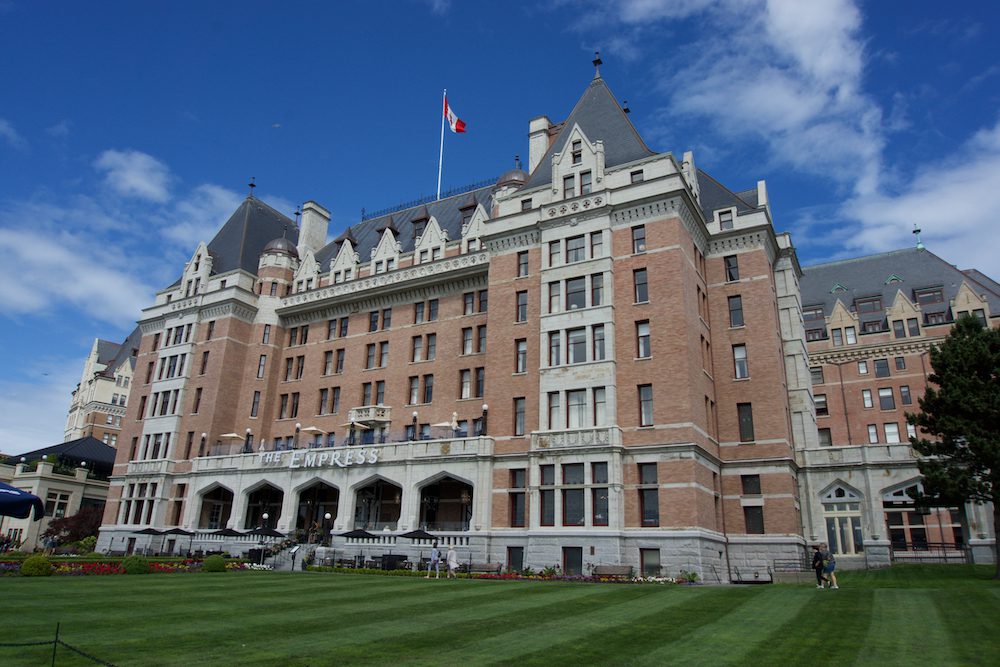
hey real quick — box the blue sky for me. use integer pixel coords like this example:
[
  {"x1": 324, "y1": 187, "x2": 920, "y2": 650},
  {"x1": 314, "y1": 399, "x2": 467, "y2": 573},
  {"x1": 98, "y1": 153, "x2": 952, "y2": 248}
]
[{"x1": 2, "y1": 0, "x2": 999, "y2": 454}]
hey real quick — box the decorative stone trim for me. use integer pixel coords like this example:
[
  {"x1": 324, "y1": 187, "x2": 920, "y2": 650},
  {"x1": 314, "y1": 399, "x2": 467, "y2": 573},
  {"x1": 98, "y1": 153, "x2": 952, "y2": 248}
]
[{"x1": 809, "y1": 338, "x2": 935, "y2": 364}]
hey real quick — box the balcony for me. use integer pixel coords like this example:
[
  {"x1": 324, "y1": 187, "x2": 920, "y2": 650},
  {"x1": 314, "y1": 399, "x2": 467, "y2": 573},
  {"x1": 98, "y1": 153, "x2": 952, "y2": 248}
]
[
  {"x1": 126, "y1": 459, "x2": 173, "y2": 476},
  {"x1": 348, "y1": 405, "x2": 391, "y2": 424},
  {"x1": 530, "y1": 426, "x2": 622, "y2": 451}
]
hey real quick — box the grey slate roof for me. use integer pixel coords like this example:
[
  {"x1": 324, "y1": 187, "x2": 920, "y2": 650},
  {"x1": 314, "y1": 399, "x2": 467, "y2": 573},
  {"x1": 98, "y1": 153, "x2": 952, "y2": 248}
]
[
  {"x1": 206, "y1": 197, "x2": 297, "y2": 275},
  {"x1": 800, "y1": 248, "x2": 1000, "y2": 319},
  {"x1": 697, "y1": 169, "x2": 760, "y2": 220},
  {"x1": 97, "y1": 326, "x2": 141, "y2": 377},
  {"x1": 523, "y1": 75, "x2": 656, "y2": 190},
  {"x1": 314, "y1": 186, "x2": 495, "y2": 267},
  {"x1": 3, "y1": 436, "x2": 117, "y2": 478},
  {"x1": 95, "y1": 339, "x2": 120, "y2": 366}
]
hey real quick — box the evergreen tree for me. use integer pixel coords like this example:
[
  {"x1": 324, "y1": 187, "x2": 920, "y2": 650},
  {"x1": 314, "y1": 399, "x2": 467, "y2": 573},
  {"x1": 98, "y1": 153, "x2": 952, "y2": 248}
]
[{"x1": 908, "y1": 316, "x2": 1000, "y2": 577}]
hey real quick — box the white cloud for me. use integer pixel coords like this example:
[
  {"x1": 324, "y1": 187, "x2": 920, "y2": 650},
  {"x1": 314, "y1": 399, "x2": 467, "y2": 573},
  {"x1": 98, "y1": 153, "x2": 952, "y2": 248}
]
[
  {"x1": 45, "y1": 120, "x2": 72, "y2": 138},
  {"x1": 841, "y1": 117, "x2": 1000, "y2": 279},
  {"x1": 0, "y1": 117, "x2": 27, "y2": 150},
  {"x1": 0, "y1": 227, "x2": 155, "y2": 325},
  {"x1": 158, "y1": 183, "x2": 244, "y2": 249},
  {"x1": 93, "y1": 149, "x2": 171, "y2": 203},
  {"x1": 0, "y1": 362, "x2": 82, "y2": 455}
]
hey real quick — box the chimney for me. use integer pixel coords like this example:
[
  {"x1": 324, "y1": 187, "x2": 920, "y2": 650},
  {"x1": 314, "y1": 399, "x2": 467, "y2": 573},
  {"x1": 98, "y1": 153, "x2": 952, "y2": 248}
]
[
  {"x1": 298, "y1": 201, "x2": 330, "y2": 257},
  {"x1": 528, "y1": 116, "x2": 552, "y2": 174}
]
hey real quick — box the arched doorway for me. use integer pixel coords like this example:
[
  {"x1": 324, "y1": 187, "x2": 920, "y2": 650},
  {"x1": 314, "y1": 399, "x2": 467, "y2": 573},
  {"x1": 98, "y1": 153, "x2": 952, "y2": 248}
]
[
  {"x1": 244, "y1": 484, "x2": 284, "y2": 529},
  {"x1": 198, "y1": 487, "x2": 233, "y2": 529},
  {"x1": 353, "y1": 479, "x2": 402, "y2": 530},
  {"x1": 419, "y1": 476, "x2": 473, "y2": 531},
  {"x1": 296, "y1": 481, "x2": 339, "y2": 543}
]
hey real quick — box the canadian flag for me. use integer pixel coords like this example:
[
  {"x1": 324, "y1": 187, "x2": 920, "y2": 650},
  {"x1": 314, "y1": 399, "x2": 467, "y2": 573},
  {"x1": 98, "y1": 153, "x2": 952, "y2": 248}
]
[{"x1": 444, "y1": 95, "x2": 466, "y2": 133}]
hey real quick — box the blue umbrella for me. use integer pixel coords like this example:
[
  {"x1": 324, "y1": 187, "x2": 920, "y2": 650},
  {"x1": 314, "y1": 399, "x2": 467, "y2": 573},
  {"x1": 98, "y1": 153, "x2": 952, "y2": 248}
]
[{"x1": 0, "y1": 481, "x2": 45, "y2": 520}]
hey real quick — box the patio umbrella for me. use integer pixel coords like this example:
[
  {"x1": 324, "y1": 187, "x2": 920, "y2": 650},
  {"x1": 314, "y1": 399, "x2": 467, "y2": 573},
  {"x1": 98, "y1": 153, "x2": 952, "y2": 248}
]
[
  {"x1": 133, "y1": 527, "x2": 164, "y2": 535},
  {"x1": 211, "y1": 528, "x2": 244, "y2": 537},
  {"x1": 399, "y1": 529, "x2": 437, "y2": 540},
  {"x1": 162, "y1": 528, "x2": 195, "y2": 536},
  {"x1": 339, "y1": 529, "x2": 377, "y2": 539},
  {"x1": 248, "y1": 527, "x2": 284, "y2": 538},
  {"x1": 0, "y1": 481, "x2": 44, "y2": 520}
]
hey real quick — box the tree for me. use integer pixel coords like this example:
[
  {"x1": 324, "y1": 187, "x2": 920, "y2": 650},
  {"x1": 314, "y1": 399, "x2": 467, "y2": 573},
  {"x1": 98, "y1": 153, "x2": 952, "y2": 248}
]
[
  {"x1": 41, "y1": 505, "x2": 104, "y2": 546},
  {"x1": 908, "y1": 316, "x2": 1000, "y2": 577}
]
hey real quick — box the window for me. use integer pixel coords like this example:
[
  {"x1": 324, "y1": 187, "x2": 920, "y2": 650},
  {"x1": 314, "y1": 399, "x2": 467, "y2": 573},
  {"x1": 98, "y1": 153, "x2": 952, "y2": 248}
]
[
  {"x1": 845, "y1": 327, "x2": 857, "y2": 344},
  {"x1": 540, "y1": 464, "x2": 555, "y2": 526},
  {"x1": 362, "y1": 383, "x2": 372, "y2": 406},
  {"x1": 206, "y1": 321, "x2": 215, "y2": 340},
  {"x1": 515, "y1": 339, "x2": 527, "y2": 373},
  {"x1": 428, "y1": 299, "x2": 439, "y2": 321},
  {"x1": 818, "y1": 428, "x2": 832, "y2": 447},
  {"x1": 630, "y1": 169, "x2": 644, "y2": 183},
  {"x1": 915, "y1": 287, "x2": 943, "y2": 305},
  {"x1": 513, "y1": 397, "x2": 526, "y2": 436},
  {"x1": 462, "y1": 328, "x2": 473, "y2": 355},
  {"x1": 192, "y1": 388, "x2": 202, "y2": 414},
  {"x1": 737, "y1": 403, "x2": 755, "y2": 442},
  {"x1": 548, "y1": 332, "x2": 561, "y2": 366},
  {"x1": 638, "y1": 384, "x2": 653, "y2": 426},
  {"x1": 422, "y1": 375, "x2": 434, "y2": 403},
  {"x1": 724, "y1": 255, "x2": 739, "y2": 281},
  {"x1": 728, "y1": 295, "x2": 744, "y2": 327},
  {"x1": 907, "y1": 318, "x2": 920, "y2": 336},
  {"x1": 900, "y1": 385, "x2": 912, "y2": 405},
  {"x1": 571, "y1": 139, "x2": 582, "y2": 165},
  {"x1": 593, "y1": 325, "x2": 606, "y2": 361},
  {"x1": 591, "y1": 273, "x2": 604, "y2": 306},
  {"x1": 474, "y1": 367, "x2": 485, "y2": 398},
  {"x1": 580, "y1": 171, "x2": 592, "y2": 195},
  {"x1": 856, "y1": 297, "x2": 882, "y2": 313},
  {"x1": 590, "y1": 231, "x2": 603, "y2": 258},
  {"x1": 632, "y1": 225, "x2": 646, "y2": 253},
  {"x1": 832, "y1": 329, "x2": 844, "y2": 346},
  {"x1": 893, "y1": 320, "x2": 906, "y2": 339},
  {"x1": 638, "y1": 463, "x2": 658, "y2": 526},
  {"x1": 563, "y1": 174, "x2": 575, "y2": 198},
  {"x1": 548, "y1": 283, "x2": 561, "y2": 313},
  {"x1": 566, "y1": 277, "x2": 586, "y2": 310},
  {"x1": 878, "y1": 388, "x2": 895, "y2": 410},
  {"x1": 548, "y1": 392, "x2": 561, "y2": 429},
  {"x1": 719, "y1": 210, "x2": 734, "y2": 231},
  {"x1": 548, "y1": 241, "x2": 560, "y2": 266},
  {"x1": 426, "y1": 334, "x2": 436, "y2": 360},
  {"x1": 382, "y1": 308, "x2": 391, "y2": 329},
  {"x1": 408, "y1": 377, "x2": 419, "y2": 405},
  {"x1": 884, "y1": 422, "x2": 901, "y2": 444},
  {"x1": 868, "y1": 424, "x2": 879, "y2": 443},
  {"x1": 459, "y1": 369, "x2": 471, "y2": 399},
  {"x1": 862, "y1": 320, "x2": 883, "y2": 334},
  {"x1": 593, "y1": 387, "x2": 607, "y2": 426},
  {"x1": 895, "y1": 356, "x2": 906, "y2": 370},
  {"x1": 565, "y1": 235, "x2": 586, "y2": 263},
  {"x1": 520, "y1": 198, "x2": 532, "y2": 212},
  {"x1": 743, "y1": 506, "x2": 765, "y2": 534},
  {"x1": 972, "y1": 309, "x2": 987, "y2": 327},
  {"x1": 477, "y1": 325, "x2": 487, "y2": 353},
  {"x1": 478, "y1": 290, "x2": 488, "y2": 313},
  {"x1": 593, "y1": 476, "x2": 609, "y2": 526},
  {"x1": 323, "y1": 351, "x2": 334, "y2": 375},
  {"x1": 858, "y1": 360, "x2": 869, "y2": 375},
  {"x1": 634, "y1": 269, "x2": 649, "y2": 303},
  {"x1": 509, "y1": 469, "x2": 526, "y2": 527},
  {"x1": 874, "y1": 359, "x2": 890, "y2": 377},
  {"x1": 517, "y1": 251, "x2": 529, "y2": 277},
  {"x1": 368, "y1": 311, "x2": 379, "y2": 332},
  {"x1": 926, "y1": 311, "x2": 948, "y2": 325},
  {"x1": 516, "y1": 291, "x2": 528, "y2": 322},
  {"x1": 815, "y1": 394, "x2": 828, "y2": 416},
  {"x1": 635, "y1": 320, "x2": 653, "y2": 359},
  {"x1": 823, "y1": 487, "x2": 864, "y2": 555},
  {"x1": 199, "y1": 351, "x2": 209, "y2": 375},
  {"x1": 741, "y1": 474, "x2": 762, "y2": 495},
  {"x1": 331, "y1": 387, "x2": 341, "y2": 413},
  {"x1": 810, "y1": 367, "x2": 825, "y2": 384},
  {"x1": 414, "y1": 302, "x2": 425, "y2": 324},
  {"x1": 257, "y1": 355, "x2": 267, "y2": 379},
  {"x1": 566, "y1": 389, "x2": 587, "y2": 428},
  {"x1": 327, "y1": 319, "x2": 337, "y2": 339},
  {"x1": 733, "y1": 345, "x2": 749, "y2": 379},
  {"x1": 339, "y1": 318, "x2": 349, "y2": 337},
  {"x1": 567, "y1": 328, "x2": 586, "y2": 364},
  {"x1": 862, "y1": 389, "x2": 873, "y2": 409},
  {"x1": 365, "y1": 344, "x2": 376, "y2": 369}
]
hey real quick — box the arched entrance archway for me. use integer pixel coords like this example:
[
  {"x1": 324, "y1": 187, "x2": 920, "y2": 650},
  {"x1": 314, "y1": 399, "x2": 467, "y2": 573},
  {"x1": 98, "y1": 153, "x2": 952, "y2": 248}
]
[
  {"x1": 296, "y1": 481, "x2": 339, "y2": 543},
  {"x1": 198, "y1": 487, "x2": 233, "y2": 529},
  {"x1": 354, "y1": 479, "x2": 402, "y2": 531},
  {"x1": 419, "y1": 476, "x2": 473, "y2": 531},
  {"x1": 244, "y1": 484, "x2": 284, "y2": 529}
]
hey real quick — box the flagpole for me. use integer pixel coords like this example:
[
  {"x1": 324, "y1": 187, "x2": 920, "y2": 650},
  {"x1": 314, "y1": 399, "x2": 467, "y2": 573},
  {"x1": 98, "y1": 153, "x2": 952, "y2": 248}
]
[{"x1": 437, "y1": 89, "x2": 446, "y2": 200}]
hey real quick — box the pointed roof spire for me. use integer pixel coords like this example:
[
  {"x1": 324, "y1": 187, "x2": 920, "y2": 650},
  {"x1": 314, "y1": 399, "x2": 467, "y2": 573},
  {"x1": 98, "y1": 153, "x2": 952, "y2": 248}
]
[
  {"x1": 294, "y1": 206, "x2": 302, "y2": 227},
  {"x1": 913, "y1": 224, "x2": 925, "y2": 251},
  {"x1": 592, "y1": 50, "x2": 603, "y2": 79},
  {"x1": 622, "y1": 99, "x2": 630, "y2": 115},
  {"x1": 247, "y1": 176, "x2": 256, "y2": 199}
]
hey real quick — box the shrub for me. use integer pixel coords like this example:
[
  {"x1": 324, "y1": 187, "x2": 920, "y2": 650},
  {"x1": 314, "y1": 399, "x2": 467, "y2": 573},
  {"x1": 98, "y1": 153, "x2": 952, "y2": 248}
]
[
  {"x1": 122, "y1": 556, "x2": 151, "y2": 575},
  {"x1": 20, "y1": 556, "x2": 52, "y2": 577},
  {"x1": 203, "y1": 555, "x2": 227, "y2": 572},
  {"x1": 3, "y1": 551, "x2": 29, "y2": 560},
  {"x1": 76, "y1": 536, "x2": 98, "y2": 553},
  {"x1": 83, "y1": 552, "x2": 104, "y2": 559}
]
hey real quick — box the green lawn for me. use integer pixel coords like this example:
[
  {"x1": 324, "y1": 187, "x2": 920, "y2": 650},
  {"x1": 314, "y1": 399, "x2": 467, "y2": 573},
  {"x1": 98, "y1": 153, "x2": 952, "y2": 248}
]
[{"x1": 2, "y1": 565, "x2": 998, "y2": 666}]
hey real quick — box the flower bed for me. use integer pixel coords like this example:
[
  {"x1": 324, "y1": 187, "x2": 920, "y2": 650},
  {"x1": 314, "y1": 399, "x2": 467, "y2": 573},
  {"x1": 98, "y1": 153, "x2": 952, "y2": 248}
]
[
  {"x1": 304, "y1": 565, "x2": 688, "y2": 584},
  {"x1": 0, "y1": 557, "x2": 261, "y2": 576}
]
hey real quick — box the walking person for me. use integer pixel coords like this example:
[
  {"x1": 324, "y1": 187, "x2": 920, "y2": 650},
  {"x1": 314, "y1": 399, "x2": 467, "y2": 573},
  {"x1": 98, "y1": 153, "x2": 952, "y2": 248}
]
[
  {"x1": 426, "y1": 541, "x2": 441, "y2": 579},
  {"x1": 811, "y1": 545, "x2": 827, "y2": 589},
  {"x1": 446, "y1": 545, "x2": 459, "y2": 579},
  {"x1": 821, "y1": 543, "x2": 839, "y2": 589}
]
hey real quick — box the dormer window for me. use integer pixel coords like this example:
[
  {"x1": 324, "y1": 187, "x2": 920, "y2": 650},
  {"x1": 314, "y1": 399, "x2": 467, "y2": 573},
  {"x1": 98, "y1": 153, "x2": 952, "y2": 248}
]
[
  {"x1": 461, "y1": 208, "x2": 474, "y2": 226},
  {"x1": 521, "y1": 198, "x2": 532, "y2": 211},
  {"x1": 572, "y1": 140, "x2": 582, "y2": 165},
  {"x1": 855, "y1": 297, "x2": 882, "y2": 313},
  {"x1": 719, "y1": 210, "x2": 734, "y2": 231},
  {"x1": 580, "y1": 171, "x2": 592, "y2": 195},
  {"x1": 563, "y1": 175, "x2": 575, "y2": 198},
  {"x1": 914, "y1": 287, "x2": 943, "y2": 305},
  {"x1": 412, "y1": 221, "x2": 425, "y2": 243}
]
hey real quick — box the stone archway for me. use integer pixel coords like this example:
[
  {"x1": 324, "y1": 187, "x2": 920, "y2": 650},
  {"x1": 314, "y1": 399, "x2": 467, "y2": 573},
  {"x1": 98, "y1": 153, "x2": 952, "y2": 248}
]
[
  {"x1": 198, "y1": 486, "x2": 233, "y2": 530},
  {"x1": 419, "y1": 476, "x2": 473, "y2": 532},
  {"x1": 353, "y1": 479, "x2": 402, "y2": 531},
  {"x1": 296, "y1": 481, "x2": 340, "y2": 543},
  {"x1": 244, "y1": 483, "x2": 284, "y2": 529}
]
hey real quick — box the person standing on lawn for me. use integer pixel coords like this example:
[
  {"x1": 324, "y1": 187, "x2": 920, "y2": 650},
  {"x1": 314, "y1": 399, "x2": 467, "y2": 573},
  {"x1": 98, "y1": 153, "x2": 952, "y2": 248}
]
[
  {"x1": 811, "y1": 545, "x2": 827, "y2": 589},
  {"x1": 446, "y1": 545, "x2": 459, "y2": 578},
  {"x1": 820, "y1": 543, "x2": 839, "y2": 589},
  {"x1": 426, "y1": 541, "x2": 441, "y2": 579}
]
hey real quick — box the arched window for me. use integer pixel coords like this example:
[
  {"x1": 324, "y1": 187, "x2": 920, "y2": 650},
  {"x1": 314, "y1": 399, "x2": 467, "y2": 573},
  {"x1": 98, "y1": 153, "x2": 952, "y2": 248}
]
[{"x1": 822, "y1": 485, "x2": 864, "y2": 555}]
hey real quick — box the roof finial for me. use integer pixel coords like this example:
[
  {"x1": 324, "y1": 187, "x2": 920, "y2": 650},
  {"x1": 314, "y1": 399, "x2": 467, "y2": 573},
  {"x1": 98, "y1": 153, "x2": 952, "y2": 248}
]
[
  {"x1": 913, "y1": 224, "x2": 925, "y2": 251},
  {"x1": 592, "y1": 50, "x2": 603, "y2": 79},
  {"x1": 514, "y1": 154, "x2": 522, "y2": 170},
  {"x1": 623, "y1": 99, "x2": 630, "y2": 115},
  {"x1": 294, "y1": 206, "x2": 302, "y2": 227},
  {"x1": 247, "y1": 176, "x2": 256, "y2": 199}
]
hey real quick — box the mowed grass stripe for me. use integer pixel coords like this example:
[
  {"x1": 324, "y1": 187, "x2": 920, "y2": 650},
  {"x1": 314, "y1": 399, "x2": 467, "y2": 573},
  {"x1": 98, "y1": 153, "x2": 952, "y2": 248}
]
[
  {"x1": 640, "y1": 586, "x2": 815, "y2": 666},
  {"x1": 932, "y1": 588, "x2": 1000, "y2": 666},
  {"x1": 740, "y1": 589, "x2": 876, "y2": 666},
  {"x1": 485, "y1": 587, "x2": 766, "y2": 666},
  {"x1": 861, "y1": 589, "x2": 954, "y2": 665}
]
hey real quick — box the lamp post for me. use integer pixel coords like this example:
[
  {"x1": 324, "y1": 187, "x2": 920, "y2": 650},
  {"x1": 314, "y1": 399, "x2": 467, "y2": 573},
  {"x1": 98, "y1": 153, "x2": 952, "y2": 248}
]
[
  {"x1": 259, "y1": 512, "x2": 270, "y2": 566},
  {"x1": 324, "y1": 512, "x2": 332, "y2": 547},
  {"x1": 411, "y1": 411, "x2": 418, "y2": 441},
  {"x1": 481, "y1": 403, "x2": 489, "y2": 436},
  {"x1": 294, "y1": 423, "x2": 301, "y2": 450},
  {"x1": 199, "y1": 433, "x2": 206, "y2": 457},
  {"x1": 244, "y1": 428, "x2": 252, "y2": 454}
]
